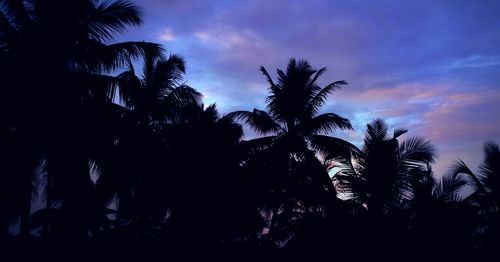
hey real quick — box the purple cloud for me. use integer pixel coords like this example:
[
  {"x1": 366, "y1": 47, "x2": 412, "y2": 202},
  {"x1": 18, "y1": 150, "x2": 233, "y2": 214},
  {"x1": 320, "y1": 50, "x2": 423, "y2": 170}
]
[{"x1": 120, "y1": 0, "x2": 500, "y2": 175}]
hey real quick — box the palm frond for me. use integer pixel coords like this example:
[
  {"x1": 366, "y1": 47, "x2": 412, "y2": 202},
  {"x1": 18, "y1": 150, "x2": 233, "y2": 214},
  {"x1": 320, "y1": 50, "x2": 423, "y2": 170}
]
[
  {"x1": 364, "y1": 118, "x2": 390, "y2": 144},
  {"x1": 309, "y1": 135, "x2": 361, "y2": 160},
  {"x1": 307, "y1": 67, "x2": 327, "y2": 88},
  {"x1": 331, "y1": 157, "x2": 366, "y2": 200},
  {"x1": 299, "y1": 113, "x2": 353, "y2": 135},
  {"x1": 90, "y1": 0, "x2": 142, "y2": 41},
  {"x1": 479, "y1": 141, "x2": 500, "y2": 192},
  {"x1": 435, "y1": 173, "x2": 468, "y2": 202},
  {"x1": 393, "y1": 128, "x2": 408, "y2": 139},
  {"x1": 398, "y1": 167, "x2": 434, "y2": 202},
  {"x1": 76, "y1": 41, "x2": 164, "y2": 73},
  {"x1": 449, "y1": 159, "x2": 486, "y2": 194},
  {"x1": 227, "y1": 109, "x2": 282, "y2": 135},
  {"x1": 398, "y1": 136, "x2": 436, "y2": 168},
  {"x1": 160, "y1": 85, "x2": 202, "y2": 122},
  {"x1": 260, "y1": 65, "x2": 285, "y2": 122},
  {"x1": 260, "y1": 65, "x2": 281, "y2": 95},
  {"x1": 153, "y1": 54, "x2": 186, "y2": 90},
  {"x1": 163, "y1": 84, "x2": 202, "y2": 105},
  {"x1": 304, "y1": 80, "x2": 347, "y2": 117}
]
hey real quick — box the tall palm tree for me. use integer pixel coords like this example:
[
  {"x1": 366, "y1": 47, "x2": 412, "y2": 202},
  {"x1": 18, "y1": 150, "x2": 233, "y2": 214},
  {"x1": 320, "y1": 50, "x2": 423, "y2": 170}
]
[
  {"x1": 0, "y1": 0, "x2": 162, "y2": 236},
  {"x1": 229, "y1": 58, "x2": 357, "y2": 242}
]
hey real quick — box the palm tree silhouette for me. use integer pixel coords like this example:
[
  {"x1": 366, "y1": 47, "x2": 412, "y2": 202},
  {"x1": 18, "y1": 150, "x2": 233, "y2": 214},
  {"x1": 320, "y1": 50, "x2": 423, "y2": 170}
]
[
  {"x1": 332, "y1": 119, "x2": 436, "y2": 214},
  {"x1": 327, "y1": 119, "x2": 437, "y2": 251},
  {"x1": 449, "y1": 141, "x2": 500, "y2": 249},
  {"x1": 0, "y1": 0, "x2": 162, "y2": 236},
  {"x1": 403, "y1": 169, "x2": 482, "y2": 251},
  {"x1": 94, "y1": 51, "x2": 202, "y2": 237},
  {"x1": 229, "y1": 58, "x2": 357, "y2": 243},
  {"x1": 116, "y1": 52, "x2": 202, "y2": 128}
]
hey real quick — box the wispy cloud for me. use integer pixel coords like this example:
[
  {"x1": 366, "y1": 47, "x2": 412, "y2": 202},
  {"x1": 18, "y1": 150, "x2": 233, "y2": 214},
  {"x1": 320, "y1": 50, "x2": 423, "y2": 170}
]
[
  {"x1": 194, "y1": 25, "x2": 268, "y2": 49},
  {"x1": 449, "y1": 55, "x2": 500, "y2": 69},
  {"x1": 158, "y1": 28, "x2": 175, "y2": 41},
  {"x1": 124, "y1": 0, "x2": 500, "y2": 175},
  {"x1": 192, "y1": 24, "x2": 275, "y2": 67}
]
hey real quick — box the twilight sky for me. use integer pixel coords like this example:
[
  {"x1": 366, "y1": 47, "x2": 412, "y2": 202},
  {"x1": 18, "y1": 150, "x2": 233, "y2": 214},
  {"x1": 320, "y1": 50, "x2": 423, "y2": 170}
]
[{"x1": 120, "y1": 0, "x2": 500, "y2": 175}]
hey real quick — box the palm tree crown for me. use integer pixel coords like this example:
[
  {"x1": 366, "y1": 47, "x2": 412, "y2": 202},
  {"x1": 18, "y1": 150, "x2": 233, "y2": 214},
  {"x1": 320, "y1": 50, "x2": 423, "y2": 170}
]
[
  {"x1": 116, "y1": 52, "x2": 202, "y2": 129},
  {"x1": 332, "y1": 119, "x2": 437, "y2": 213},
  {"x1": 228, "y1": 58, "x2": 357, "y2": 244},
  {"x1": 229, "y1": 58, "x2": 354, "y2": 154}
]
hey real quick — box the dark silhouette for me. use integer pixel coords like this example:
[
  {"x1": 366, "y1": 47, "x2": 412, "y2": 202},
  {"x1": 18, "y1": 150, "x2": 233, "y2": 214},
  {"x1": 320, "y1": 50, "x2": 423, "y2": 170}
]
[
  {"x1": 332, "y1": 119, "x2": 436, "y2": 215},
  {"x1": 0, "y1": 0, "x2": 498, "y2": 260},
  {"x1": 448, "y1": 142, "x2": 500, "y2": 251},
  {"x1": 229, "y1": 58, "x2": 357, "y2": 245},
  {"x1": 0, "y1": 0, "x2": 166, "y2": 239}
]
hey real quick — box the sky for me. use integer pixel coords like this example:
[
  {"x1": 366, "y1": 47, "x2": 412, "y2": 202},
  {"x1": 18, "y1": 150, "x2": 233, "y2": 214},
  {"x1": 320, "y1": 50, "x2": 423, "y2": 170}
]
[{"x1": 119, "y1": 0, "x2": 500, "y2": 175}]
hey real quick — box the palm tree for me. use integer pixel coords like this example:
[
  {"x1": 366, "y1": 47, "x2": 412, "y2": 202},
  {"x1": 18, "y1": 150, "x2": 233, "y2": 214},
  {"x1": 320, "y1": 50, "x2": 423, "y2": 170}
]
[
  {"x1": 331, "y1": 119, "x2": 436, "y2": 216},
  {"x1": 449, "y1": 141, "x2": 500, "y2": 249},
  {"x1": 0, "y1": 0, "x2": 162, "y2": 236},
  {"x1": 327, "y1": 119, "x2": 437, "y2": 251},
  {"x1": 403, "y1": 170, "x2": 483, "y2": 251},
  {"x1": 115, "y1": 52, "x2": 202, "y2": 129},
  {"x1": 229, "y1": 58, "x2": 357, "y2": 243},
  {"x1": 91, "y1": 51, "x2": 202, "y2": 237}
]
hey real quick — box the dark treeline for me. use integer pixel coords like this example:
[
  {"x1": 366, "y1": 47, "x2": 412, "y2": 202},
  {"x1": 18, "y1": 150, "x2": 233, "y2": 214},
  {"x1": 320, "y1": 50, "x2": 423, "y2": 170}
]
[{"x1": 0, "y1": 0, "x2": 498, "y2": 261}]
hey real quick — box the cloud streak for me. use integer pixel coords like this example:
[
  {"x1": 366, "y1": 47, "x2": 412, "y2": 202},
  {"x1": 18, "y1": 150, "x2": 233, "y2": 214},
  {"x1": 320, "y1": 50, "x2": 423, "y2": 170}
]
[{"x1": 121, "y1": 0, "x2": 500, "y2": 175}]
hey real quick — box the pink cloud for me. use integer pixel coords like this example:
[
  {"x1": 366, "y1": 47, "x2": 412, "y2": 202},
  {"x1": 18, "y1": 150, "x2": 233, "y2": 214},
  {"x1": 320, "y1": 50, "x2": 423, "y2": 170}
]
[
  {"x1": 158, "y1": 28, "x2": 175, "y2": 41},
  {"x1": 421, "y1": 88, "x2": 500, "y2": 141}
]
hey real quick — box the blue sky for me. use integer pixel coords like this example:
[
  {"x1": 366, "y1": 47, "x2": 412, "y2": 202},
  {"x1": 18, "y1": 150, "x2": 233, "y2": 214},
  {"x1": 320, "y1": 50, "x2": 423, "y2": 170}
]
[{"x1": 119, "y1": 0, "x2": 500, "y2": 175}]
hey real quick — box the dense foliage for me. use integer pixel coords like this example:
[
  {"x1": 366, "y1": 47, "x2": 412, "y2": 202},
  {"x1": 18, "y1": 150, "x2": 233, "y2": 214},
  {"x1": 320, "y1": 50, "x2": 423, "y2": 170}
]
[{"x1": 0, "y1": 0, "x2": 498, "y2": 260}]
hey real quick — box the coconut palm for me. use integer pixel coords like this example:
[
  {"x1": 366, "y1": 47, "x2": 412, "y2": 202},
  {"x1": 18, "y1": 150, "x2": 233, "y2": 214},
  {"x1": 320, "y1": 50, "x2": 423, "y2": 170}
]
[
  {"x1": 90, "y1": 51, "x2": 202, "y2": 233},
  {"x1": 115, "y1": 52, "x2": 202, "y2": 129},
  {"x1": 230, "y1": 58, "x2": 352, "y2": 151},
  {"x1": 229, "y1": 58, "x2": 357, "y2": 243},
  {"x1": 331, "y1": 119, "x2": 436, "y2": 215},
  {"x1": 230, "y1": 58, "x2": 356, "y2": 181},
  {"x1": 0, "y1": 0, "x2": 162, "y2": 236},
  {"x1": 326, "y1": 119, "x2": 437, "y2": 251}
]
